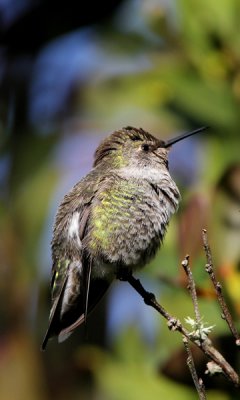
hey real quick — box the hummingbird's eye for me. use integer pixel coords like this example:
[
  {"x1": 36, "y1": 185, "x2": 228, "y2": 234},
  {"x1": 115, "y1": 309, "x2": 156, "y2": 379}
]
[{"x1": 141, "y1": 143, "x2": 150, "y2": 152}]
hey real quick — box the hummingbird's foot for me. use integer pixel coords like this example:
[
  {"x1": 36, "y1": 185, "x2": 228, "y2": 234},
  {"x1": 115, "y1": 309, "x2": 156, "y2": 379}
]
[
  {"x1": 126, "y1": 274, "x2": 156, "y2": 304},
  {"x1": 116, "y1": 268, "x2": 132, "y2": 282}
]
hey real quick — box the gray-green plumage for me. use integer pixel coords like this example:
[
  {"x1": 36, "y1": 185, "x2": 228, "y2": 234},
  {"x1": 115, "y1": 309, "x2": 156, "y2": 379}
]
[{"x1": 42, "y1": 126, "x2": 206, "y2": 349}]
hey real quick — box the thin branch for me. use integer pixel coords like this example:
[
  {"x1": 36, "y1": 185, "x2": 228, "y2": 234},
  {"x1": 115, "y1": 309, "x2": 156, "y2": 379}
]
[
  {"x1": 182, "y1": 336, "x2": 206, "y2": 400},
  {"x1": 126, "y1": 274, "x2": 239, "y2": 387},
  {"x1": 181, "y1": 255, "x2": 201, "y2": 325},
  {"x1": 202, "y1": 229, "x2": 240, "y2": 346}
]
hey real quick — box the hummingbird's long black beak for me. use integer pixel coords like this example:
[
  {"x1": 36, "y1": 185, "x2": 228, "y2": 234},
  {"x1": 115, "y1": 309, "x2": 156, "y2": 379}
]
[{"x1": 163, "y1": 126, "x2": 208, "y2": 148}]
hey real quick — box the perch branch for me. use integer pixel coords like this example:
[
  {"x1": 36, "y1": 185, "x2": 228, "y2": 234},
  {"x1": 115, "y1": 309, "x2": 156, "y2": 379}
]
[{"x1": 125, "y1": 274, "x2": 239, "y2": 387}]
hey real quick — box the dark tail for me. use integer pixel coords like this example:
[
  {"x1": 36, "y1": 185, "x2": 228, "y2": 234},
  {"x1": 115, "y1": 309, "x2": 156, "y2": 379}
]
[{"x1": 41, "y1": 273, "x2": 69, "y2": 351}]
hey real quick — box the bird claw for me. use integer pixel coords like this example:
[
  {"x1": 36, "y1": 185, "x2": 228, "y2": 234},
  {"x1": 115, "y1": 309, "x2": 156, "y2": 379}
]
[{"x1": 116, "y1": 269, "x2": 132, "y2": 281}]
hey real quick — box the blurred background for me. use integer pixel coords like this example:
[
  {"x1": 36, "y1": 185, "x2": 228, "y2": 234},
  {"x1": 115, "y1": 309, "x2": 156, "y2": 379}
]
[{"x1": 1, "y1": 0, "x2": 240, "y2": 399}]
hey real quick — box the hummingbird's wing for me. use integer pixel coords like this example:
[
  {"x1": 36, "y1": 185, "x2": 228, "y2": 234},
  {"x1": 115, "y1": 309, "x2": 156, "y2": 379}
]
[{"x1": 42, "y1": 175, "x2": 111, "y2": 350}]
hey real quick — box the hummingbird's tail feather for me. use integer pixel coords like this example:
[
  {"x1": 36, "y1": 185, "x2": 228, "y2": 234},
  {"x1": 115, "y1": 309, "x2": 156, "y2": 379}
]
[
  {"x1": 42, "y1": 255, "x2": 111, "y2": 349},
  {"x1": 84, "y1": 258, "x2": 92, "y2": 329},
  {"x1": 56, "y1": 278, "x2": 111, "y2": 343},
  {"x1": 41, "y1": 272, "x2": 69, "y2": 351},
  {"x1": 58, "y1": 330, "x2": 73, "y2": 343},
  {"x1": 41, "y1": 259, "x2": 81, "y2": 350}
]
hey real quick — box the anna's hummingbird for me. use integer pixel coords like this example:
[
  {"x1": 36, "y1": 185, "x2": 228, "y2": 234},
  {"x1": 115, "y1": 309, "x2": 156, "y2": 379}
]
[{"x1": 42, "y1": 125, "x2": 207, "y2": 350}]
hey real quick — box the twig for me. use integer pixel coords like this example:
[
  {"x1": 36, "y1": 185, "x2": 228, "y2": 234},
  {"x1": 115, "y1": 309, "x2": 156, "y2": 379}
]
[
  {"x1": 181, "y1": 255, "x2": 201, "y2": 325},
  {"x1": 202, "y1": 229, "x2": 240, "y2": 346},
  {"x1": 125, "y1": 274, "x2": 239, "y2": 387},
  {"x1": 182, "y1": 336, "x2": 206, "y2": 400}
]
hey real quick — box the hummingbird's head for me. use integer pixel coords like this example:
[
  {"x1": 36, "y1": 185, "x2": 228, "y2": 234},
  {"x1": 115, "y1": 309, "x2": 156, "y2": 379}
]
[
  {"x1": 94, "y1": 126, "x2": 168, "y2": 171},
  {"x1": 94, "y1": 126, "x2": 207, "y2": 173}
]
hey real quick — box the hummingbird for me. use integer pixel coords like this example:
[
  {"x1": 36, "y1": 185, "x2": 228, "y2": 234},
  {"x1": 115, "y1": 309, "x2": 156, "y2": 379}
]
[{"x1": 41, "y1": 125, "x2": 207, "y2": 350}]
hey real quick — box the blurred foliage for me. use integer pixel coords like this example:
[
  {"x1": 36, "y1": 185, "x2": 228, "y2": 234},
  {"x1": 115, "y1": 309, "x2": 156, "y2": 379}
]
[{"x1": 1, "y1": 0, "x2": 240, "y2": 399}]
